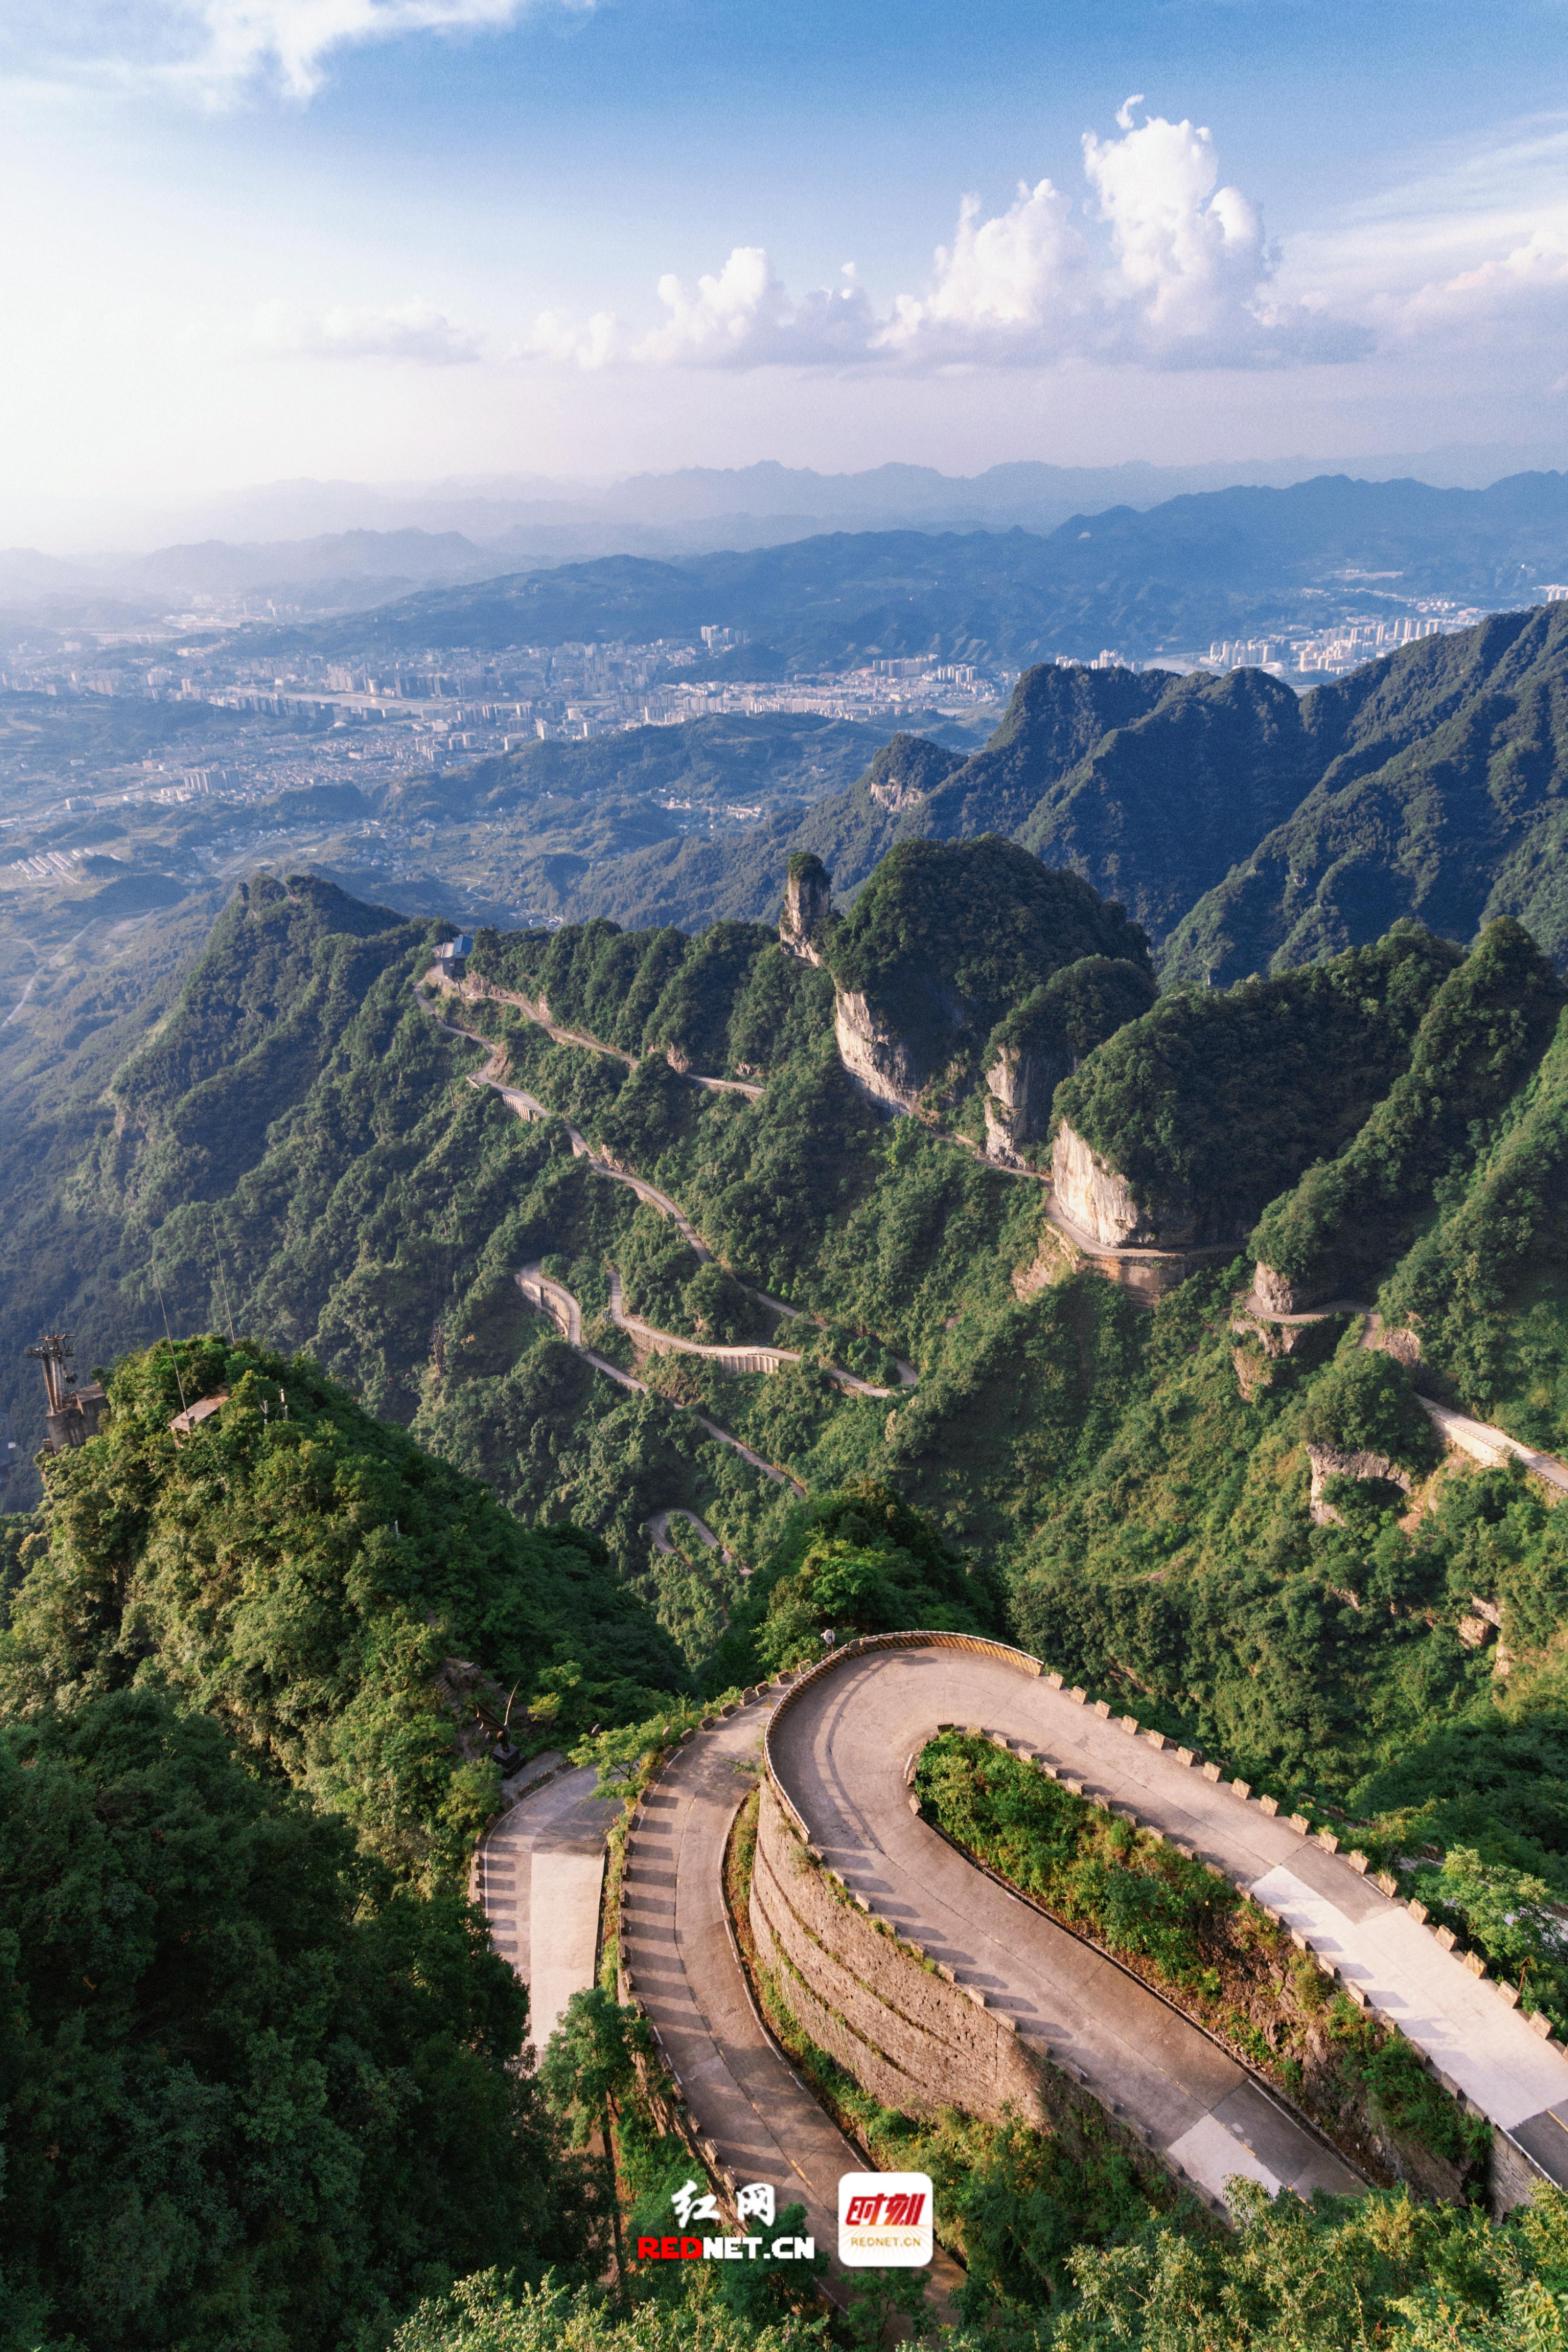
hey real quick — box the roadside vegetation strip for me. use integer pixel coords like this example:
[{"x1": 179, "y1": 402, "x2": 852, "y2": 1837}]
[{"x1": 761, "y1": 1627, "x2": 1045, "y2": 1837}]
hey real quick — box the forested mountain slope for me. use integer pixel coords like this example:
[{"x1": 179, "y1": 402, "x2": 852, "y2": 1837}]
[
  {"x1": 558, "y1": 603, "x2": 1568, "y2": 971},
  {"x1": 10, "y1": 845, "x2": 1568, "y2": 2340},
  {"x1": 1163, "y1": 606, "x2": 1568, "y2": 981}
]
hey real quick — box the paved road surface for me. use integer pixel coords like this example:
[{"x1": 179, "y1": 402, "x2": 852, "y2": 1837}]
[
  {"x1": 446, "y1": 970, "x2": 766, "y2": 1099},
  {"x1": 769, "y1": 1640, "x2": 1568, "y2": 2194},
  {"x1": 607, "y1": 1267, "x2": 904, "y2": 1399},
  {"x1": 769, "y1": 1648, "x2": 1359, "y2": 2208},
  {"x1": 1420, "y1": 1399, "x2": 1568, "y2": 1497},
  {"x1": 646, "y1": 1506, "x2": 740, "y2": 1568},
  {"x1": 620, "y1": 1692, "x2": 964, "y2": 2314},
  {"x1": 478, "y1": 1763, "x2": 619, "y2": 2053}
]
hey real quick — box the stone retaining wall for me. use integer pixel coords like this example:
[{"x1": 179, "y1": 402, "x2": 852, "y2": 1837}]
[{"x1": 750, "y1": 1780, "x2": 1047, "y2": 2129}]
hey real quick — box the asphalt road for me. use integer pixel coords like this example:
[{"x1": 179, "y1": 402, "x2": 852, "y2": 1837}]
[{"x1": 619, "y1": 1692, "x2": 965, "y2": 2315}]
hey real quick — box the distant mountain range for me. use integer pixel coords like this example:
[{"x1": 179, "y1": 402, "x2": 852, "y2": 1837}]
[
  {"x1": 233, "y1": 471, "x2": 1568, "y2": 671},
  {"x1": 509, "y1": 603, "x2": 1568, "y2": 986},
  {"x1": 7, "y1": 442, "x2": 1568, "y2": 623}
]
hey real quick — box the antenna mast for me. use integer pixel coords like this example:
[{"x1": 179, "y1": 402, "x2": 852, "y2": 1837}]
[{"x1": 25, "y1": 1334, "x2": 108, "y2": 1452}]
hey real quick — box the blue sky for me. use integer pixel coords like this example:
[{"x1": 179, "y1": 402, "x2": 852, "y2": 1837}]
[{"x1": 2, "y1": 0, "x2": 1567, "y2": 530}]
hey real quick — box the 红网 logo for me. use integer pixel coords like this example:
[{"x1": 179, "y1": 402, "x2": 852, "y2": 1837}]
[
  {"x1": 635, "y1": 2179, "x2": 816, "y2": 2262},
  {"x1": 837, "y1": 2171, "x2": 934, "y2": 2267}
]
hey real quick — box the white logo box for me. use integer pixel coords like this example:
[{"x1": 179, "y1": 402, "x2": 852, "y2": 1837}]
[{"x1": 837, "y1": 2172, "x2": 934, "y2": 2268}]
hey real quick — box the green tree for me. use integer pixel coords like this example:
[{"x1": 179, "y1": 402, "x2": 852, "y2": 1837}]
[
  {"x1": 539, "y1": 1990, "x2": 652, "y2": 2300},
  {"x1": 0, "y1": 1687, "x2": 585, "y2": 2352},
  {"x1": 392, "y1": 2272, "x2": 823, "y2": 2352}
]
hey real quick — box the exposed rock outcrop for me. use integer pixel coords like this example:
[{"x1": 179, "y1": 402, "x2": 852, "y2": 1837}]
[
  {"x1": 1306, "y1": 1444, "x2": 1413, "y2": 1527},
  {"x1": 833, "y1": 991, "x2": 926, "y2": 1114},
  {"x1": 1050, "y1": 1121, "x2": 1202, "y2": 1248},
  {"x1": 779, "y1": 854, "x2": 833, "y2": 965},
  {"x1": 984, "y1": 1040, "x2": 1072, "y2": 1167},
  {"x1": 1253, "y1": 1261, "x2": 1328, "y2": 1316}
]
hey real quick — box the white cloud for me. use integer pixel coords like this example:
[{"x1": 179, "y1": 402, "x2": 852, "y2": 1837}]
[
  {"x1": 525, "y1": 249, "x2": 878, "y2": 370},
  {"x1": 875, "y1": 179, "x2": 1092, "y2": 363},
  {"x1": 11, "y1": 0, "x2": 586, "y2": 104},
  {"x1": 248, "y1": 297, "x2": 482, "y2": 362},
  {"x1": 527, "y1": 101, "x2": 1369, "y2": 377},
  {"x1": 1279, "y1": 118, "x2": 1568, "y2": 367}
]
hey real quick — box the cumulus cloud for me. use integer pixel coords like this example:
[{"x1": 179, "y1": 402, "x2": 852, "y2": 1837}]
[
  {"x1": 15, "y1": 0, "x2": 585, "y2": 104},
  {"x1": 875, "y1": 178, "x2": 1092, "y2": 362},
  {"x1": 248, "y1": 298, "x2": 482, "y2": 362},
  {"x1": 527, "y1": 100, "x2": 1368, "y2": 376},
  {"x1": 1081, "y1": 106, "x2": 1367, "y2": 366},
  {"x1": 525, "y1": 249, "x2": 878, "y2": 369}
]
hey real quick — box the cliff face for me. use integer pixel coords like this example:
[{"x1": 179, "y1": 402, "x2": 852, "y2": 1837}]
[
  {"x1": 834, "y1": 991, "x2": 927, "y2": 1114},
  {"x1": 1049, "y1": 1120, "x2": 1210, "y2": 1248},
  {"x1": 779, "y1": 857, "x2": 833, "y2": 965},
  {"x1": 1306, "y1": 1443, "x2": 1412, "y2": 1526},
  {"x1": 1051, "y1": 1121, "x2": 1150, "y2": 1244},
  {"x1": 983, "y1": 1041, "x2": 1071, "y2": 1168},
  {"x1": 1252, "y1": 1260, "x2": 1322, "y2": 1316}
]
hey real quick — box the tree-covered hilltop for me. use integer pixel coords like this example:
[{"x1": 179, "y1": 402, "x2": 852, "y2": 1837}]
[
  {"x1": 1051, "y1": 926, "x2": 1466, "y2": 1244},
  {"x1": 1249, "y1": 918, "x2": 1567, "y2": 1306},
  {"x1": 2, "y1": 1338, "x2": 682, "y2": 1878},
  {"x1": 470, "y1": 915, "x2": 817, "y2": 1077},
  {"x1": 0, "y1": 1345, "x2": 648, "y2": 2350},
  {"x1": 824, "y1": 835, "x2": 1152, "y2": 1091}
]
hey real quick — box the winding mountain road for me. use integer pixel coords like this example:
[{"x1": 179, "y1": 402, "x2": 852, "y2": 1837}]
[
  {"x1": 761, "y1": 1638, "x2": 1568, "y2": 2196},
  {"x1": 1238, "y1": 1295, "x2": 1568, "y2": 1499},
  {"x1": 646, "y1": 1507, "x2": 739, "y2": 1567},
  {"x1": 433, "y1": 980, "x2": 1568, "y2": 2225},
  {"x1": 766, "y1": 1643, "x2": 1359, "y2": 2208},
  {"x1": 437, "y1": 966, "x2": 767, "y2": 1098},
  {"x1": 515, "y1": 1260, "x2": 806, "y2": 1493},
  {"x1": 423, "y1": 995, "x2": 910, "y2": 1413},
  {"x1": 478, "y1": 1635, "x2": 1568, "y2": 2284}
]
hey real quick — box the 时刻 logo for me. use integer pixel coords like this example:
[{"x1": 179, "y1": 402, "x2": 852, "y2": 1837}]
[{"x1": 838, "y1": 2172, "x2": 934, "y2": 2267}]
